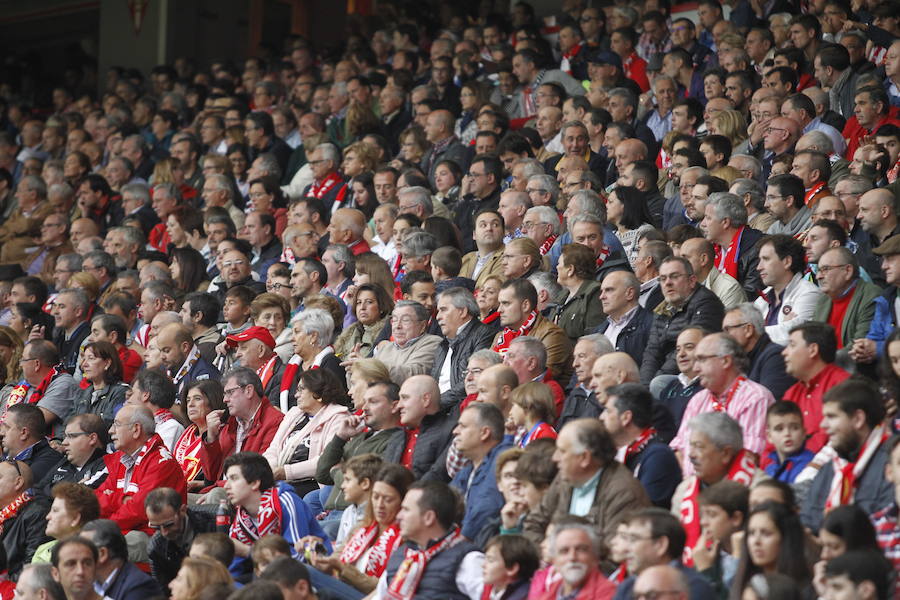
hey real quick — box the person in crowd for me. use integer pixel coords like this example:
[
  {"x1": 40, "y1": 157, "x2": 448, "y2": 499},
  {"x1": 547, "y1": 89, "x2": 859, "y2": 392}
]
[
  {"x1": 172, "y1": 379, "x2": 224, "y2": 491},
  {"x1": 0, "y1": 403, "x2": 62, "y2": 484},
  {"x1": 373, "y1": 300, "x2": 443, "y2": 385},
  {"x1": 80, "y1": 518, "x2": 163, "y2": 598},
  {"x1": 763, "y1": 401, "x2": 815, "y2": 483},
  {"x1": 66, "y1": 340, "x2": 126, "y2": 432},
  {"x1": 168, "y1": 556, "x2": 233, "y2": 600},
  {"x1": 721, "y1": 304, "x2": 795, "y2": 400},
  {"x1": 127, "y1": 368, "x2": 184, "y2": 451},
  {"x1": 144, "y1": 487, "x2": 216, "y2": 589},
  {"x1": 0, "y1": 460, "x2": 50, "y2": 579},
  {"x1": 534, "y1": 519, "x2": 617, "y2": 600},
  {"x1": 42, "y1": 413, "x2": 109, "y2": 493}
]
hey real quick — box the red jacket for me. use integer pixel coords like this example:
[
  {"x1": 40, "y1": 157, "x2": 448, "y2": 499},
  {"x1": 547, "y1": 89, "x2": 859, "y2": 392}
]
[
  {"x1": 118, "y1": 345, "x2": 143, "y2": 384},
  {"x1": 199, "y1": 400, "x2": 284, "y2": 483},
  {"x1": 96, "y1": 434, "x2": 187, "y2": 535},
  {"x1": 842, "y1": 106, "x2": 900, "y2": 160},
  {"x1": 534, "y1": 569, "x2": 616, "y2": 600}
]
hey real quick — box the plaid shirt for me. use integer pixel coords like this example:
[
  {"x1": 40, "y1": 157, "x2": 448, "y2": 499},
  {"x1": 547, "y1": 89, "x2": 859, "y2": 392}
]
[
  {"x1": 872, "y1": 502, "x2": 900, "y2": 596},
  {"x1": 637, "y1": 33, "x2": 672, "y2": 62},
  {"x1": 445, "y1": 439, "x2": 471, "y2": 480}
]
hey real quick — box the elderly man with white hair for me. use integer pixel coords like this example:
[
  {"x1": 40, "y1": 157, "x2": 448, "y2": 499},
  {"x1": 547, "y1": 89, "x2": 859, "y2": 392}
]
[
  {"x1": 399, "y1": 184, "x2": 451, "y2": 219},
  {"x1": 301, "y1": 143, "x2": 348, "y2": 214},
  {"x1": 700, "y1": 191, "x2": 764, "y2": 300},
  {"x1": 537, "y1": 521, "x2": 617, "y2": 599},
  {"x1": 523, "y1": 205, "x2": 561, "y2": 256},
  {"x1": 327, "y1": 207, "x2": 370, "y2": 255},
  {"x1": 525, "y1": 174, "x2": 560, "y2": 209}
]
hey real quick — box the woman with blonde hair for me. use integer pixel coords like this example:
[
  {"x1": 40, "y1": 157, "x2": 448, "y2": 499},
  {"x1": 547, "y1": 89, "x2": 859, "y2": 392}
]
[
  {"x1": 0, "y1": 326, "x2": 23, "y2": 386},
  {"x1": 68, "y1": 272, "x2": 101, "y2": 305},
  {"x1": 397, "y1": 125, "x2": 430, "y2": 164},
  {"x1": 346, "y1": 101, "x2": 382, "y2": 143},
  {"x1": 346, "y1": 358, "x2": 391, "y2": 413},
  {"x1": 509, "y1": 382, "x2": 558, "y2": 448},
  {"x1": 342, "y1": 141, "x2": 378, "y2": 179},
  {"x1": 169, "y1": 557, "x2": 233, "y2": 600},
  {"x1": 712, "y1": 110, "x2": 748, "y2": 148}
]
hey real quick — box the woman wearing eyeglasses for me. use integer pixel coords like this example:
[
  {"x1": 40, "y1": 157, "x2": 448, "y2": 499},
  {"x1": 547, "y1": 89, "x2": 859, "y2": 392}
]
[
  {"x1": 250, "y1": 293, "x2": 293, "y2": 363},
  {"x1": 71, "y1": 341, "x2": 129, "y2": 429}
]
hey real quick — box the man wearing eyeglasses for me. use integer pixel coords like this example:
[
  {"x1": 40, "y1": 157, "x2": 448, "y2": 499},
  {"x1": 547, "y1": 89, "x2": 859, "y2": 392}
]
[
  {"x1": 0, "y1": 459, "x2": 50, "y2": 580},
  {"x1": 23, "y1": 212, "x2": 73, "y2": 283},
  {"x1": 41, "y1": 414, "x2": 109, "y2": 495},
  {"x1": 722, "y1": 304, "x2": 795, "y2": 401},
  {"x1": 144, "y1": 487, "x2": 216, "y2": 589}
]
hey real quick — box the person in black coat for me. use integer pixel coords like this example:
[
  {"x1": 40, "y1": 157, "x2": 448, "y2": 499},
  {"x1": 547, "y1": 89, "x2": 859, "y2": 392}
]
[
  {"x1": 639, "y1": 257, "x2": 725, "y2": 385},
  {"x1": 145, "y1": 488, "x2": 217, "y2": 590},
  {"x1": 735, "y1": 227, "x2": 765, "y2": 300},
  {"x1": 454, "y1": 155, "x2": 502, "y2": 254},
  {"x1": 51, "y1": 288, "x2": 91, "y2": 374},
  {"x1": 81, "y1": 519, "x2": 163, "y2": 600},
  {"x1": 432, "y1": 288, "x2": 501, "y2": 409},
  {"x1": 593, "y1": 271, "x2": 654, "y2": 366},
  {"x1": 724, "y1": 304, "x2": 796, "y2": 399},
  {"x1": 0, "y1": 460, "x2": 50, "y2": 580},
  {"x1": 1, "y1": 404, "x2": 62, "y2": 486}
]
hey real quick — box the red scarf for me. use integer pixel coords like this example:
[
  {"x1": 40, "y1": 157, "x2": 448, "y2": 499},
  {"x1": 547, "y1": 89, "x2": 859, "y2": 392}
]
[
  {"x1": 560, "y1": 43, "x2": 583, "y2": 76},
  {"x1": 257, "y1": 354, "x2": 279, "y2": 391},
  {"x1": 483, "y1": 311, "x2": 500, "y2": 324},
  {"x1": 308, "y1": 172, "x2": 344, "y2": 200},
  {"x1": 710, "y1": 376, "x2": 746, "y2": 413},
  {"x1": 538, "y1": 234, "x2": 557, "y2": 256},
  {"x1": 595, "y1": 245, "x2": 611, "y2": 269},
  {"x1": 623, "y1": 428, "x2": 657, "y2": 464},
  {"x1": 154, "y1": 408, "x2": 174, "y2": 425},
  {"x1": 889, "y1": 158, "x2": 900, "y2": 183},
  {"x1": 492, "y1": 310, "x2": 538, "y2": 354},
  {"x1": 279, "y1": 355, "x2": 303, "y2": 413},
  {"x1": 7, "y1": 366, "x2": 64, "y2": 407},
  {"x1": 0, "y1": 490, "x2": 33, "y2": 536},
  {"x1": 714, "y1": 226, "x2": 743, "y2": 279},
  {"x1": 825, "y1": 423, "x2": 889, "y2": 511},
  {"x1": 230, "y1": 487, "x2": 283, "y2": 545},
  {"x1": 680, "y1": 449, "x2": 756, "y2": 566},
  {"x1": 173, "y1": 425, "x2": 204, "y2": 481},
  {"x1": 340, "y1": 521, "x2": 402, "y2": 577},
  {"x1": 386, "y1": 528, "x2": 465, "y2": 600},
  {"x1": 804, "y1": 181, "x2": 827, "y2": 207}
]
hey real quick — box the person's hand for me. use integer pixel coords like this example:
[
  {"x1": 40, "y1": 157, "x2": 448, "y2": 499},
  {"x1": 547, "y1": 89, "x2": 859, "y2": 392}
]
[
  {"x1": 28, "y1": 325, "x2": 46, "y2": 342},
  {"x1": 505, "y1": 417, "x2": 518, "y2": 436},
  {"x1": 215, "y1": 340, "x2": 228, "y2": 356},
  {"x1": 749, "y1": 118, "x2": 771, "y2": 145},
  {"x1": 849, "y1": 338, "x2": 876, "y2": 362},
  {"x1": 461, "y1": 174, "x2": 475, "y2": 196},
  {"x1": 336, "y1": 415, "x2": 366, "y2": 441},
  {"x1": 206, "y1": 409, "x2": 227, "y2": 443},
  {"x1": 311, "y1": 553, "x2": 341, "y2": 576},
  {"x1": 344, "y1": 285, "x2": 359, "y2": 310},
  {"x1": 813, "y1": 560, "x2": 828, "y2": 596},
  {"x1": 692, "y1": 531, "x2": 718, "y2": 571},
  {"x1": 273, "y1": 465, "x2": 286, "y2": 480},
  {"x1": 501, "y1": 499, "x2": 528, "y2": 529},
  {"x1": 340, "y1": 343, "x2": 363, "y2": 368},
  {"x1": 187, "y1": 479, "x2": 205, "y2": 492},
  {"x1": 297, "y1": 535, "x2": 325, "y2": 553},
  {"x1": 730, "y1": 530, "x2": 745, "y2": 560}
]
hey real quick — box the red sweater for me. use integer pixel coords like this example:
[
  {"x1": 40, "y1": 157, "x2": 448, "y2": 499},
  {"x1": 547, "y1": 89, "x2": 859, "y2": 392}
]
[
  {"x1": 782, "y1": 363, "x2": 850, "y2": 453},
  {"x1": 96, "y1": 434, "x2": 187, "y2": 535},
  {"x1": 199, "y1": 400, "x2": 284, "y2": 483}
]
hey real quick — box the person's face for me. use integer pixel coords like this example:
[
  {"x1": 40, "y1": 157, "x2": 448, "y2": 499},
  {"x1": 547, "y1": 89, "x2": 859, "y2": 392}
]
[
  {"x1": 222, "y1": 250, "x2": 251, "y2": 283},
  {"x1": 53, "y1": 543, "x2": 97, "y2": 599},
  {"x1": 553, "y1": 528, "x2": 596, "y2": 586},
  {"x1": 699, "y1": 203, "x2": 728, "y2": 244},
  {"x1": 689, "y1": 430, "x2": 732, "y2": 483},
  {"x1": 756, "y1": 242, "x2": 791, "y2": 287},
  {"x1": 659, "y1": 260, "x2": 695, "y2": 305},
  {"x1": 854, "y1": 92, "x2": 881, "y2": 129},
  {"x1": 623, "y1": 519, "x2": 666, "y2": 574},
  {"x1": 185, "y1": 387, "x2": 211, "y2": 427},
  {"x1": 46, "y1": 496, "x2": 80, "y2": 539},
  {"x1": 497, "y1": 286, "x2": 529, "y2": 329},
  {"x1": 571, "y1": 222, "x2": 604, "y2": 257},
  {"x1": 816, "y1": 250, "x2": 854, "y2": 295},
  {"x1": 453, "y1": 407, "x2": 487, "y2": 458},
  {"x1": 767, "y1": 411, "x2": 806, "y2": 459},
  {"x1": 81, "y1": 347, "x2": 111, "y2": 383},
  {"x1": 147, "y1": 503, "x2": 185, "y2": 543},
  {"x1": 436, "y1": 295, "x2": 469, "y2": 338},
  {"x1": 822, "y1": 400, "x2": 864, "y2": 459},
  {"x1": 747, "y1": 512, "x2": 782, "y2": 571},
  {"x1": 781, "y1": 329, "x2": 816, "y2": 380},
  {"x1": 790, "y1": 23, "x2": 813, "y2": 50},
  {"x1": 693, "y1": 335, "x2": 733, "y2": 393},
  {"x1": 391, "y1": 306, "x2": 426, "y2": 346},
  {"x1": 224, "y1": 464, "x2": 258, "y2": 507},
  {"x1": 52, "y1": 293, "x2": 83, "y2": 330},
  {"x1": 562, "y1": 127, "x2": 588, "y2": 157},
  {"x1": 700, "y1": 503, "x2": 739, "y2": 544},
  {"x1": 552, "y1": 427, "x2": 591, "y2": 483},
  {"x1": 158, "y1": 331, "x2": 188, "y2": 371}
]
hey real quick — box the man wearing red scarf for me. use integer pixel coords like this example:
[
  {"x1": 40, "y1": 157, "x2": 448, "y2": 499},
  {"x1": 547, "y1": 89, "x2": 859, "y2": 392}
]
[
  {"x1": 701, "y1": 193, "x2": 765, "y2": 300},
  {"x1": 301, "y1": 145, "x2": 347, "y2": 214},
  {"x1": 0, "y1": 460, "x2": 49, "y2": 579}
]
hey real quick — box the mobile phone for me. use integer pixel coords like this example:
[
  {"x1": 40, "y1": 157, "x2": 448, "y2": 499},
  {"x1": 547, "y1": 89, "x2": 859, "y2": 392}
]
[{"x1": 221, "y1": 407, "x2": 230, "y2": 421}]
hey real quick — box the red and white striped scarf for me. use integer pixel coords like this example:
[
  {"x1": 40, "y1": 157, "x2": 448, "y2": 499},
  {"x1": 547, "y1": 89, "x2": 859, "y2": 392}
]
[
  {"x1": 340, "y1": 521, "x2": 402, "y2": 577},
  {"x1": 492, "y1": 311, "x2": 538, "y2": 354},
  {"x1": 173, "y1": 425, "x2": 204, "y2": 481},
  {"x1": 230, "y1": 487, "x2": 283, "y2": 546},
  {"x1": 825, "y1": 423, "x2": 889, "y2": 512},
  {"x1": 386, "y1": 528, "x2": 464, "y2": 600}
]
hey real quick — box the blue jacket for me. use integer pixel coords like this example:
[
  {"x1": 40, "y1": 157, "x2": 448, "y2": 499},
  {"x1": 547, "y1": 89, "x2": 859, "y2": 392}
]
[
  {"x1": 614, "y1": 561, "x2": 713, "y2": 600},
  {"x1": 174, "y1": 355, "x2": 221, "y2": 404},
  {"x1": 865, "y1": 286, "x2": 898, "y2": 356},
  {"x1": 593, "y1": 305, "x2": 654, "y2": 366},
  {"x1": 104, "y1": 560, "x2": 162, "y2": 600},
  {"x1": 746, "y1": 334, "x2": 795, "y2": 400},
  {"x1": 764, "y1": 447, "x2": 814, "y2": 483},
  {"x1": 451, "y1": 439, "x2": 513, "y2": 541},
  {"x1": 625, "y1": 439, "x2": 682, "y2": 510}
]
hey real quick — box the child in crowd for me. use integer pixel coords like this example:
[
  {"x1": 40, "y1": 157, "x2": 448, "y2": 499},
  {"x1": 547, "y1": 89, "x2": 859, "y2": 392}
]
[
  {"x1": 250, "y1": 534, "x2": 292, "y2": 577},
  {"x1": 509, "y1": 382, "x2": 558, "y2": 448},
  {"x1": 763, "y1": 401, "x2": 814, "y2": 482},
  {"x1": 693, "y1": 480, "x2": 749, "y2": 599},
  {"x1": 215, "y1": 285, "x2": 254, "y2": 372},
  {"x1": 334, "y1": 453, "x2": 382, "y2": 545},
  {"x1": 431, "y1": 246, "x2": 472, "y2": 292},
  {"x1": 482, "y1": 534, "x2": 541, "y2": 600},
  {"x1": 502, "y1": 439, "x2": 557, "y2": 533}
]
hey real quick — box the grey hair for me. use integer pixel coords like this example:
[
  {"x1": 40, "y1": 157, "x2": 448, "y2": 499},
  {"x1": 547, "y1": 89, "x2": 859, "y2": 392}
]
[
  {"x1": 394, "y1": 300, "x2": 431, "y2": 322},
  {"x1": 570, "y1": 212, "x2": 606, "y2": 229},
  {"x1": 21, "y1": 175, "x2": 47, "y2": 199},
  {"x1": 529, "y1": 272, "x2": 562, "y2": 301},
  {"x1": 206, "y1": 173, "x2": 235, "y2": 200},
  {"x1": 19, "y1": 564, "x2": 65, "y2": 600},
  {"x1": 509, "y1": 335, "x2": 548, "y2": 370},
  {"x1": 769, "y1": 12, "x2": 792, "y2": 25},
  {"x1": 837, "y1": 30, "x2": 867, "y2": 46},
  {"x1": 294, "y1": 308, "x2": 335, "y2": 345},
  {"x1": 517, "y1": 158, "x2": 545, "y2": 179},
  {"x1": 578, "y1": 333, "x2": 614, "y2": 356},
  {"x1": 838, "y1": 174, "x2": 874, "y2": 195},
  {"x1": 731, "y1": 178, "x2": 765, "y2": 212},
  {"x1": 121, "y1": 182, "x2": 150, "y2": 206},
  {"x1": 127, "y1": 405, "x2": 156, "y2": 436},
  {"x1": 325, "y1": 244, "x2": 355, "y2": 278},
  {"x1": 57, "y1": 288, "x2": 90, "y2": 313},
  {"x1": 399, "y1": 186, "x2": 434, "y2": 216},
  {"x1": 402, "y1": 230, "x2": 439, "y2": 257},
  {"x1": 57, "y1": 253, "x2": 83, "y2": 272},
  {"x1": 681, "y1": 166, "x2": 709, "y2": 180},
  {"x1": 468, "y1": 349, "x2": 503, "y2": 367},
  {"x1": 687, "y1": 412, "x2": 743, "y2": 451},
  {"x1": 123, "y1": 134, "x2": 148, "y2": 156},
  {"x1": 528, "y1": 174, "x2": 560, "y2": 204},
  {"x1": 84, "y1": 250, "x2": 117, "y2": 275},
  {"x1": 707, "y1": 192, "x2": 747, "y2": 227},
  {"x1": 316, "y1": 143, "x2": 341, "y2": 165},
  {"x1": 142, "y1": 280, "x2": 175, "y2": 302},
  {"x1": 48, "y1": 182, "x2": 74, "y2": 202},
  {"x1": 729, "y1": 155, "x2": 762, "y2": 180},
  {"x1": 609, "y1": 87, "x2": 637, "y2": 113},
  {"x1": 253, "y1": 153, "x2": 282, "y2": 179},
  {"x1": 551, "y1": 521, "x2": 601, "y2": 556},
  {"x1": 798, "y1": 130, "x2": 834, "y2": 154},
  {"x1": 569, "y1": 190, "x2": 605, "y2": 220},
  {"x1": 111, "y1": 226, "x2": 145, "y2": 247},
  {"x1": 152, "y1": 182, "x2": 181, "y2": 203},
  {"x1": 376, "y1": 203, "x2": 400, "y2": 220},
  {"x1": 438, "y1": 286, "x2": 479, "y2": 317},
  {"x1": 224, "y1": 366, "x2": 265, "y2": 397},
  {"x1": 411, "y1": 84, "x2": 438, "y2": 100},
  {"x1": 727, "y1": 303, "x2": 765, "y2": 336},
  {"x1": 709, "y1": 333, "x2": 750, "y2": 373},
  {"x1": 331, "y1": 81, "x2": 349, "y2": 97},
  {"x1": 526, "y1": 206, "x2": 561, "y2": 235},
  {"x1": 652, "y1": 74, "x2": 677, "y2": 90}
]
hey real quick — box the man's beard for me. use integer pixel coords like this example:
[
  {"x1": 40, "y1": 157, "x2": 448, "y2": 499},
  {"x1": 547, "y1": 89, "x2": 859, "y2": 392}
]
[
  {"x1": 833, "y1": 430, "x2": 863, "y2": 461},
  {"x1": 559, "y1": 562, "x2": 589, "y2": 586}
]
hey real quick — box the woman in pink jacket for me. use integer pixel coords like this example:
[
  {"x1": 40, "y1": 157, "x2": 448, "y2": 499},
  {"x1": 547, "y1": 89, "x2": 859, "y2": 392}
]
[{"x1": 264, "y1": 368, "x2": 352, "y2": 497}]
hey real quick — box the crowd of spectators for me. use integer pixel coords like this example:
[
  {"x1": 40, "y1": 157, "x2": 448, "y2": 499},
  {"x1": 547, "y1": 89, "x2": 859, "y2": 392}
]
[{"x1": 5, "y1": 0, "x2": 900, "y2": 598}]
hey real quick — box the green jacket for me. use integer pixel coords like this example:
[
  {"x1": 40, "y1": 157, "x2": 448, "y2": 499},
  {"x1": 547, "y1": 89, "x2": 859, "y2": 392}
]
[
  {"x1": 550, "y1": 279, "x2": 605, "y2": 341},
  {"x1": 811, "y1": 279, "x2": 882, "y2": 348},
  {"x1": 316, "y1": 427, "x2": 404, "y2": 509}
]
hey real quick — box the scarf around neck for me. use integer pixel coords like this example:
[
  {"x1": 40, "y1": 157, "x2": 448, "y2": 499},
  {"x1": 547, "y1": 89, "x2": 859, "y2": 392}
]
[
  {"x1": 492, "y1": 310, "x2": 538, "y2": 354},
  {"x1": 386, "y1": 527, "x2": 464, "y2": 600}
]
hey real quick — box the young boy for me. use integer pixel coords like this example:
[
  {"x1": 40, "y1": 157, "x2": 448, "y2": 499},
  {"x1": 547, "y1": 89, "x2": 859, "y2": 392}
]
[
  {"x1": 482, "y1": 534, "x2": 540, "y2": 600},
  {"x1": 431, "y1": 246, "x2": 474, "y2": 292},
  {"x1": 334, "y1": 454, "x2": 382, "y2": 545},
  {"x1": 763, "y1": 401, "x2": 814, "y2": 482},
  {"x1": 223, "y1": 452, "x2": 328, "y2": 573},
  {"x1": 695, "y1": 480, "x2": 748, "y2": 599},
  {"x1": 250, "y1": 534, "x2": 292, "y2": 577},
  {"x1": 216, "y1": 285, "x2": 255, "y2": 372}
]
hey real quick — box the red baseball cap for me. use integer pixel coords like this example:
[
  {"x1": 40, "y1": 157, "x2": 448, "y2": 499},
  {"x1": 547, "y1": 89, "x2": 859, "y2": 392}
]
[{"x1": 225, "y1": 325, "x2": 276, "y2": 349}]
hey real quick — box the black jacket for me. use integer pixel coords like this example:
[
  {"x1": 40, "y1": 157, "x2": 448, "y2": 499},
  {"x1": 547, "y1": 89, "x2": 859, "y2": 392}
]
[
  {"x1": 557, "y1": 385, "x2": 602, "y2": 430},
  {"x1": 15, "y1": 438, "x2": 63, "y2": 487},
  {"x1": 383, "y1": 109, "x2": 412, "y2": 155},
  {"x1": 71, "y1": 382, "x2": 130, "y2": 430},
  {"x1": 747, "y1": 333, "x2": 796, "y2": 399},
  {"x1": 431, "y1": 318, "x2": 498, "y2": 409},
  {"x1": 104, "y1": 560, "x2": 163, "y2": 600},
  {"x1": 421, "y1": 138, "x2": 472, "y2": 188},
  {"x1": 1, "y1": 495, "x2": 50, "y2": 580},
  {"x1": 593, "y1": 305, "x2": 654, "y2": 366},
  {"x1": 39, "y1": 448, "x2": 109, "y2": 497},
  {"x1": 640, "y1": 286, "x2": 725, "y2": 384},
  {"x1": 384, "y1": 406, "x2": 457, "y2": 481},
  {"x1": 148, "y1": 508, "x2": 217, "y2": 589},
  {"x1": 454, "y1": 186, "x2": 501, "y2": 254},
  {"x1": 53, "y1": 320, "x2": 90, "y2": 374},
  {"x1": 595, "y1": 252, "x2": 632, "y2": 283},
  {"x1": 736, "y1": 227, "x2": 765, "y2": 300},
  {"x1": 642, "y1": 191, "x2": 665, "y2": 229}
]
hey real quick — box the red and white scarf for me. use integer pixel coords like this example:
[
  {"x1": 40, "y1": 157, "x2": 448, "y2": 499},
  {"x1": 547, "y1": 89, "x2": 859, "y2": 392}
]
[
  {"x1": 279, "y1": 355, "x2": 303, "y2": 413},
  {"x1": 538, "y1": 234, "x2": 557, "y2": 256},
  {"x1": 154, "y1": 408, "x2": 175, "y2": 425},
  {"x1": 825, "y1": 423, "x2": 889, "y2": 512},
  {"x1": 230, "y1": 487, "x2": 283, "y2": 545},
  {"x1": 622, "y1": 428, "x2": 657, "y2": 464},
  {"x1": 386, "y1": 527, "x2": 465, "y2": 600},
  {"x1": 710, "y1": 376, "x2": 746, "y2": 413},
  {"x1": 340, "y1": 521, "x2": 402, "y2": 577},
  {"x1": 308, "y1": 172, "x2": 344, "y2": 200},
  {"x1": 173, "y1": 425, "x2": 204, "y2": 481},
  {"x1": 257, "y1": 354, "x2": 279, "y2": 391},
  {"x1": 492, "y1": 310, "x2": 538, "y2": 354},
  {"x1": 0, "y1": 490, "x2": 33, "y2": 536},
  {"x1": 804, "y1": 181, "x2": 827, "y2": 207},
  {"x1": 6, "y1": 366, "x2": 65, "y2": 408},
  {"x1": 560, "y1": 43, "x2": 583, "y2": 76},
  {"x1": 714, "y1": 226, "x2": 743, "y2": 280},
  {"x1": 595, "y1": 245, "x2": 611, "y2": 269},
  {"x1": 680, "y1": 449, "x2": 756, "y2": 566},
  {"x1": 171, "y1": 345, "x2": 202, "y2": 386}
]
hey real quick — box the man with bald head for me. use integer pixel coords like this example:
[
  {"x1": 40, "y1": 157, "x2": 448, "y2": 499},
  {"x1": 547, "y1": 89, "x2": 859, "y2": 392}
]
[
  {"x1": 858, "y1": 187, "x2": 900, "y2": 285},
  {"x1": 632, "y1": 565, "x2": 690, "y2": 600},
  {"x1": 421, "y1": 109, "x2": 471, "y2": 186},
  {"x1": 393, "y1": 374, "x2": 455, "y2": 480},
  {"x1": 327, "y1": 207, "x2": 370, "y2": 255},
  {"x1": 475, "y1": 364, "x2": 519, "y2": 417},
  {"x1": 555, "y1": 155, "x2": 589, "y2": 184},
  {"x1": 613, "y1": 139, "x2": 647, "y2": 186},
  {"x1": 535, "y1": 106, "x2": 564, "y2": 160},
  {"x1": 157, "y1": 322, "x2": 219, "y2": 403},
  {"x1": 596, "y1": 270, "x2": 654, "y2": 365},
  {"x1": 589, "y1": 352, "x2": 640, "y2": 409},
  {"x1": 679, "y1": 237, "x2": 746, "y2": 310},
  {"x1": 761, "y1": 116, "x2": 800, "y2": 179},
  {"x1": 70, "y1": 217, "x2": 100, "y2": 247}
]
